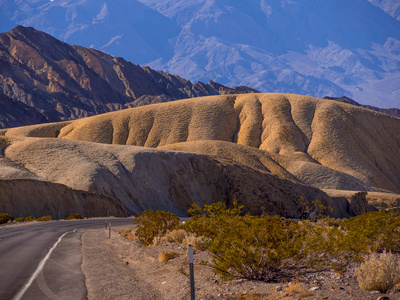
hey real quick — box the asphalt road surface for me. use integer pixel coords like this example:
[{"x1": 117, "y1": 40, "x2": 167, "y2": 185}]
[{"x1": 0, "y1": 218, "x2": 134, "y2": 300}]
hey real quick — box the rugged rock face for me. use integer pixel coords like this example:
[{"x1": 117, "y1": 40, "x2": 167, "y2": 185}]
[
  {"x1": 1, "y1": 93, "x2": 399, "y2": 217},
  {"x1": 0, "y1": 26, "x2": 258, "y2": 128}
]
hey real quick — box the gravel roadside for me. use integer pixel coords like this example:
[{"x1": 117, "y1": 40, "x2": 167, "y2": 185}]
[{"x1": 81, "y1": 227, "x2": 400, "y2": 300}]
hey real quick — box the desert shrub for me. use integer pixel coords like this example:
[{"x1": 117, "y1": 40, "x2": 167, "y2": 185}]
[
  {"x1": 356, "y1": 252, "x2": 400, "y2": 293},
  {"x1": 340, "y1": 211, "x2": 400, "y2": 253},
  {"x1": 14, "y1": 217, "x2": 25, "y2": 222},
  {"x1": 183, "y1": 201, "x2": 381, "y2": 282},
  {"x1": 134, "y1": 210, "x2": 180, "y2": 246},
  {"x1": 183, "y1": 202, "x2": 311, "y2": 281},
  {"x1": 182, "y1": 234, "x2": 210, "y2": 252},
  {"x1": 37, "y1": 215, "x2": 53, "y2": 222},
  {"x1": 24, "y1": 216, "x2": 36, "y2": 222},
  {"x1": 161, "y1": 229, "x2": 187, "y2": 243},
  {"x1": 0, "y1": 213, "x2": 13, "y2": 224},
  {"x1": 67, "y1": 213, "x2": 84, "y2": 220},
  {"x1": 158, "y1": 250, "x2": 181, "y2": 262}
]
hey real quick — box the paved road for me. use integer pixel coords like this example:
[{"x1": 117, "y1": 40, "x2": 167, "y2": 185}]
[{"x1": 0, "y1": 218, "x2": 134, "y2": 300}]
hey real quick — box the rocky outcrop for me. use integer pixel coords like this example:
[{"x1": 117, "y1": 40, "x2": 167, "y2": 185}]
[
  {"x1": 349, "y1": 191, "x2": 370, "y2": 217},
  {"x1": 0, "y1": 26, "x2": 258, "y2": 128}
]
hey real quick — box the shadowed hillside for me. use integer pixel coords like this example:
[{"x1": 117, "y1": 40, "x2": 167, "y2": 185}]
[
  {"x1": 0, "y1": 179, "x2": 126, "y2": 218},
  {"x1": 1, "y1": 93, "x2": 399, "y2": 217}
]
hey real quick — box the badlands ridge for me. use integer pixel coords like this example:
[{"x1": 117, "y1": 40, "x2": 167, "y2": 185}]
[{"x1": 1, "y1": 93, "x2": 399, "y2": 218}]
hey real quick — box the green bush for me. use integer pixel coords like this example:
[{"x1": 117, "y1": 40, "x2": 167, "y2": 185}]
[
  {"x1": 0, "y1": 213, "x2": 13, "y2": 224},
  {"x1": 183, "y1": 202, "x2": 313, "y2": 281},
  {"x1": 14, "y1": 217, "x2": 25, "y2": 222},
  {"x1": 37, "y1": 215, "x2": 53, "y2": 222},
  {"x1": 183, "y1": 202, "x2": 397, "y2": 281},
  {"x1": 134, "y1": 210, "x2": 180, "y2": 246},
  {"x1": 24, "y1": 216, "x2": 36, "y2": 222},
  {"x1": 340, "y1": 211, "x2": 400, "y2": 253},
  {"x1": 130, "y1": 202, "x2": 400, "y2": 282},
  {"x1": 67, "y1": 213, "x2": 84, "y2": 220}
]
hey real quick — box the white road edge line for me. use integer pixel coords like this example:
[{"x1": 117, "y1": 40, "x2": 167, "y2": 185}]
[{"x1": 13, "y1": 229, "x2": 78, "y2": 300}]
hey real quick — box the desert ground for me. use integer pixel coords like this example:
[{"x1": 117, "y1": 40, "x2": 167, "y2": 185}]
[{"x1": 81, "y1": 225, "x2": 400, "y2": 300}]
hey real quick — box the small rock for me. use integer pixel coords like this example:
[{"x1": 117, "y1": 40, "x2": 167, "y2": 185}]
[
  {"x1": 124, "y1": 261, "x2": 129, "y2": 265},
  {"x1": 370, "y1": 291, "x2": 381, "y2": 294},
  {"x1": 276, "y1": 286, "x2": 283, "y2": 291},
  {"x1": 339, "y1": 287, "x2": 345, "y2": 290},
  {"x1": 309, "y1": 286, "x2": 321, "y2": 292}
]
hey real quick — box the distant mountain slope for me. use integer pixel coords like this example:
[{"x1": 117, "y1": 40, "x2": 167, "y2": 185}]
[
  {"x1": 0, "y1": 26, "x2": 258, "y2": 128},
  {"x1": 1, "y1": 0, "x2": 399, "y2": 108},
  {"x1": 369, "y1": 0, "x2": 400, "y2": 20},
  {"x1": 323, "y1": 96, "x2": 400, "y2": 118}
]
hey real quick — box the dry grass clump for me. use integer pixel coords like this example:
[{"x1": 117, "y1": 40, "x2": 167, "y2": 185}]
[
  {"x1": 298, "y1": 292, "x2": 314, "y2": 298},
  {"x1": 356, "y1": 252, "x2": 400, "y2": 293},
  {"x1": 118, "y1": 228, "x2": 134, "y2": 240},
  {"x1": 286, "y1": 280, "x2": 304, "y2": 295},
  {"x1": 161, "y1": 229, "x2": 187, "y2": 243},
  {"x1": 37, "y1": 215, "x2": 53, "y2": 221},
  {"x1": 158, "y1": 250, "x2": 181, "y2": 262},
  {"x1": 182, "y1": 234, "x2": 209, "y2": 251},
  {"x1": 236, "y1": 293, "x2": 265, "y2": 299}
]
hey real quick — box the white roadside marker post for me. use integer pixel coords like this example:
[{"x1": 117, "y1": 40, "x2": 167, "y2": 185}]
[{"x1": 189, "y1": 244, "x2": 195, "y2": 300}]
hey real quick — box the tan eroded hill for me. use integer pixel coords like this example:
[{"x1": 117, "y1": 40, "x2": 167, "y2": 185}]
[
  {"x1": 44, "y1": 93, "x2": 400, "y2": 194},
  {"x1": 2, "y1": 93, "x2": 399, "y2": 217},
  {"x1": 1, "y1": 135, "x2": 346, "y2": 217}
]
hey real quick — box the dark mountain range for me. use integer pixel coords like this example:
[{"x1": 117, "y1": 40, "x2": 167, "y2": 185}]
[{"x1": 0, "y1": 26, "x2": 258, "y2": 128}]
